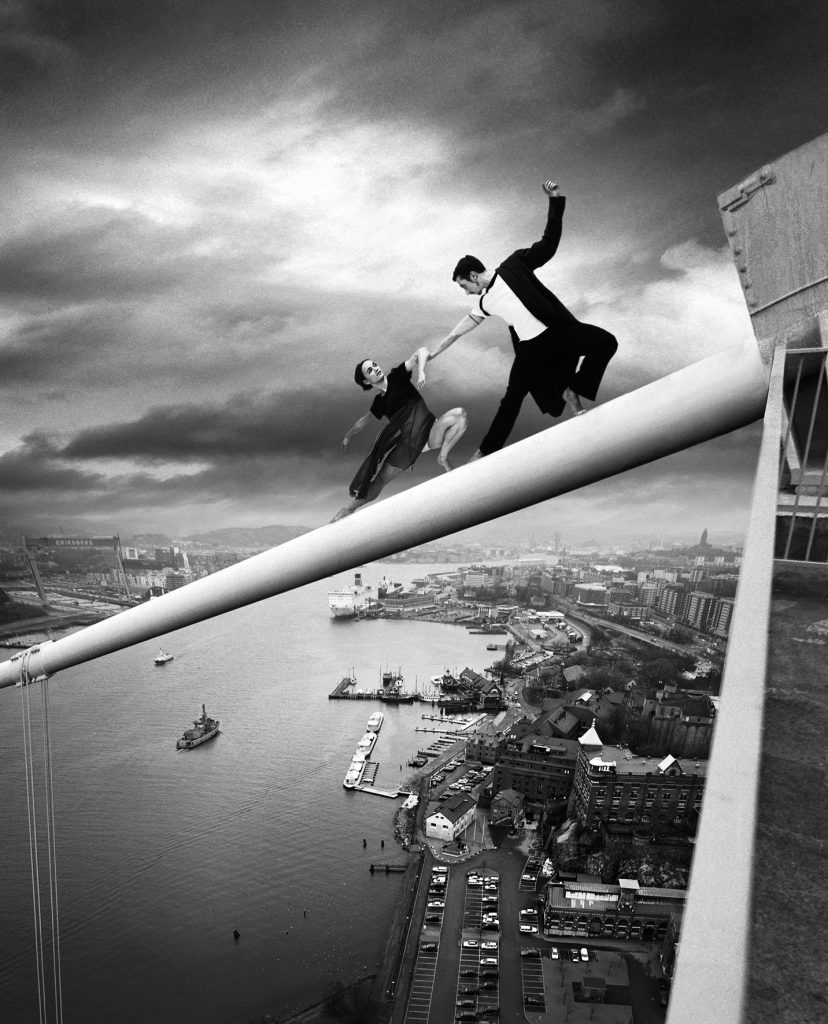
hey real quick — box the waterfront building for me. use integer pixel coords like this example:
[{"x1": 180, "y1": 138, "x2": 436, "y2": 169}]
[
  {"x1": 569, "y1": 731, "x2": 707, "y2": 837},
  {"x1": 543, "y1": 877, "x2": 687, "y2": 942},
  {"x1": 465, "y1": 718, "x2": 509, "y2": 765},
  {"x1": 425, "y1": 792, "x2": 476, "y2": 841},
  {"x1": 491, "y1": 734, "x2": 579, "y2": 806}
]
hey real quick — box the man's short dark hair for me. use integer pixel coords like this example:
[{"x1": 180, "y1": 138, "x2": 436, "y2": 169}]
[
  {"x1": 354, "y1": 359, "x2": 373, "y2": 390},
  {"x1": 453, "y1": 255, "x2": 485, "y2": 281}
]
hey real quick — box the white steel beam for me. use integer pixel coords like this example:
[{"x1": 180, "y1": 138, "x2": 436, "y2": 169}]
[{"x1": 0, "y1": 342, "x2": 769, "y2": 689}]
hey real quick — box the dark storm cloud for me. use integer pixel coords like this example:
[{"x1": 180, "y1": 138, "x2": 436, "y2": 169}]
[
  {"x1": 0, "y1": 432, "x2": 105, "y2": 492},
  {"x1": 59, "y1": 389, "x2": 353, "y2": 461},
  {"x1": 0, "y1": 206, "x2": 203, "y2": 304}
]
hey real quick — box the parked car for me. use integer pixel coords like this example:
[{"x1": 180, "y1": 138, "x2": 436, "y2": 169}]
[
  {"x1": 462, "y1": 939, "x2": 479, "y2": 948},
  {"x1": 519, "y1": 924, "x2": 538, "y2": 934},
  {"x1": 550, "y1": 946, "x2": 559, "y2": 959},
  {"x1": 520, "y1": 947, "x2": 541, "y2": 958},
  {"x1": 459, "y1": 985, "x2": 478, "y2": 995},
  {"x1": 456, "y1": 999, "x2": 475, "y2": 1008},
  {"x1": 420, "y1": 941, "x2": 438, "y2": 952},
  {"x1": 427, "y1": 900, "x2": 444, "y2": 908},
  {"x1": 480, "y1": 956, "x2": 498, "y2": 966},
  {"x1": 580, "y1": 947, "x2": 589, "y2": 961},
  {"x1": 569, "y1": 947, "x2": 580, "y2": 962},
  {"x1": 480, "y1": 980, "x2": 498, "y2": 989},
  {"x1": 481, "y1": 941, "x2": 498, "y2": 950},
  {"x1": 460, "y1": 968, "x2": 477, "y2": 977},
  {"x1": 524, "y1": 994, "x2": 544, "y2": 1006},
  {"x1": 425, "y1": 914, "x2": 441, "y2": 923}
]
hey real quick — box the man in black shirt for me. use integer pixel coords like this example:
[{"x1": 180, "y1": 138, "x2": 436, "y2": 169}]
[
  {"x1": 331, "y1": 346, "x2": 466, "y2": 521},
  {"x1": 432, "y1": 178, "x2": 618, "y2": 457}
]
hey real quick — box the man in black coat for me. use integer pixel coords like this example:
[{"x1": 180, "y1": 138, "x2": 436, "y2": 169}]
[{"x1": 432, "y1": 178, "x2": 617, "y2": 458}]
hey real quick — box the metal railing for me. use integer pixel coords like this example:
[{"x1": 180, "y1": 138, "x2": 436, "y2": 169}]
[
  {"x1": 777, "y1": 346, "x2": 828, "y2": 561},
  {"x1": 666, "y1": 344, "x2": 784, "y2": 1024}
]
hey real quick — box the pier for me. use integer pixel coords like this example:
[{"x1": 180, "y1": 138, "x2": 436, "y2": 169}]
[
  {"x1": 356, "y1": 785, "x2": 411, "y2": 798},
  {"x1": 369, "y1": 863, "x2": 407, "y2": 873}
]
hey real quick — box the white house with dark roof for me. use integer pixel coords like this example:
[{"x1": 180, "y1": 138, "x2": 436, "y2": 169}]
[{"x1": 425, "y1": 792, "x2": 476, "y2": 841}]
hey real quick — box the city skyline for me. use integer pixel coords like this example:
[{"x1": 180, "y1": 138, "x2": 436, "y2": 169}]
[{"x1": 2, "y1": 1, "x2": 827, "y2": 539}]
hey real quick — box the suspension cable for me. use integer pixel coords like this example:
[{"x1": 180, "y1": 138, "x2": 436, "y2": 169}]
[
  {"x1": 21, "y1": 651, "x2": 47, "y2": 1024},
  {"x1": 41, "y1": 674, "x2": 65, "y2": 1024}
]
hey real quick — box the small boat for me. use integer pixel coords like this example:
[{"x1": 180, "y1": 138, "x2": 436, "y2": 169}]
[
  {"x1": 154, "y1": 649, "x2": 174, "y2": 665},
  {"x1": 367, "y1": 711, "x2": 384, "y2": 733},
  {"x1": 357, "y1": 730, "x2": 378, "y2": 755},
  {"x1": 176, "y1": 705, "x2": 220, "y2": 749},
  {"x1": 343, "y1": 751, "x2": 367, "y2": 788}
]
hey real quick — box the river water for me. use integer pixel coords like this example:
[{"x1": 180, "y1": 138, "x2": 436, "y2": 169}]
[{"x1": 0, "y1": 562, "x2": 500, "y2": 1023}]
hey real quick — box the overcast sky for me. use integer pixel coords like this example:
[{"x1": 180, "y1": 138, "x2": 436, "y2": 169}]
[{"x1": 1, "y1": 0, "x2": 826, "y2": 544}]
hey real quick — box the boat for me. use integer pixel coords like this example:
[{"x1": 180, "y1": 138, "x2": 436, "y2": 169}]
[
  {"x1": 176, "y1": 704, "x2": 220, "y2": 749},
  {"x1": 154, "y1": 648, "x2": 174, "y2": 665},
  {"x1": 377, "y1": 576, "x2": 404, "y2": 598},
  {"x1": 366, "y1": 711, "x2": 384, "y2": 732},
  {"x1": 379, "y1": 689, "x2": 415, "y2": 704},
  {"x1": 328, "y1": 572, "x2": 372, "y2": 619},
  {"x1": 356, "y1": 730, "x2": 378, "y2": 756},
  {"x1": 343, "y1": 751, "x2": 367, "y2": 788}
]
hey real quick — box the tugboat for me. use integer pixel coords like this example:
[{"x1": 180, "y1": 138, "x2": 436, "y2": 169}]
[
  {"x1": 176, "y1": 704, "x2": 220, "y2": 749},
  {"x1": 154, "y1": 648, "x2": 174, "y2": 665}
]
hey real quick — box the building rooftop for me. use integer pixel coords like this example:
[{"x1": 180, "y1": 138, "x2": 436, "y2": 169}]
[{"x1": 588, "y1": 744, "x2": 708, "y2": 777}]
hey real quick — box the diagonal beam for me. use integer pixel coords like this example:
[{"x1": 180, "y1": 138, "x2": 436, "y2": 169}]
[{"x1": 0, "y1": 342, "x2": 769, "y2": 689}]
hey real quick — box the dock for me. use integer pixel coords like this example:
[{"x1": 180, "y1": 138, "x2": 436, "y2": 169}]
[
  {"x1": 369, "y1": 863, "x2": 407, "y2": 873},
  {"x1": 357, "y1": 785, "x2": 411, "y2": 798}
]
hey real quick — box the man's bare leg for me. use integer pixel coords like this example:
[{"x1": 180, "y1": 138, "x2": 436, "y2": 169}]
[
  {"x1": 562, "y1": 387, "x2": 586, "y2": 416},
  {"x1": 427, "y1": 407, "x2": 467, "y2": 472}
]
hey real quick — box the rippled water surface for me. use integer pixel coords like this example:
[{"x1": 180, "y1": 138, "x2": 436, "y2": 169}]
[{"x1": 0, "y1": 562, "x2": 496, "y2": 1023}]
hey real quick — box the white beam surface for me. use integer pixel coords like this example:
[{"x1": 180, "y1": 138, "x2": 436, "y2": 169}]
[{"x1": 0, "y1": 342, "x2": 769, "y2": 689}]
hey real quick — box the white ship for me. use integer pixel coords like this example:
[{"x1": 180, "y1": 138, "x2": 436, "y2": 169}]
[
  {"x1": 366, "y1": 711, "x2": 384, "y2": 733},
  {"x1": 343, "y1": 750, "x2": 367, "y2": 788},
  {"x1": 328, "y1": 572, "x2": 371, "y2": 619},
  {"x1": 357, "y1": 730, "x2": 378, "y2": 756}
]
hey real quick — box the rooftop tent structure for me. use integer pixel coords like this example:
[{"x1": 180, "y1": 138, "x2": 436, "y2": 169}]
[{"x1": 0, "y1": 337, "x2": 768, "y2": 690}]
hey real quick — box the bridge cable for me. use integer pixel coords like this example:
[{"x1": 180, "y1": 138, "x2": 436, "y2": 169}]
[
  {"x1": 41, "y1": 673, "x2": 65, "y2": 1024},
  {"x1": 20, "y1": 652, "x2": 47, "y2": 1024}
]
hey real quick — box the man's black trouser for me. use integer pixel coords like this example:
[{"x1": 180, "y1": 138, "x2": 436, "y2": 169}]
[{"x1": 479, "y1": 322, "x2": 617, "y2": 455}]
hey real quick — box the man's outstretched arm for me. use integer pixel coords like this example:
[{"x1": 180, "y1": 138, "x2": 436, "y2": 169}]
[
  {"x1": 430, "y1": 314, "x2": 482, "y2": 358},
  {"x1": 511, "y1": 178, "x2": 566, "y2": 272}
]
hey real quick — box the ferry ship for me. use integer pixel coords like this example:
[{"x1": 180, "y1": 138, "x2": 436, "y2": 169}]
[
  {"x1": 328, "y1": 572, "x2": 371, "y2": 619},
  {"x1": 366, "y1": 711, "x2": 384, "y2": 732},
  {"x1": 356, "y1": 730, "x2": 378, "y2": 756},
  {"x1": 176, "y1": 705, "x2": 220, "y2": 749},
  {"x1": 343, "y1": 750, "x2": 367, "y2": 788}
]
